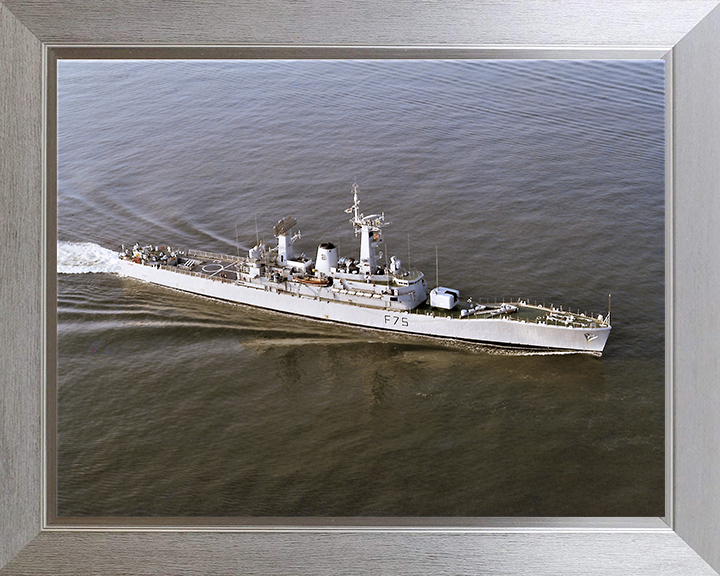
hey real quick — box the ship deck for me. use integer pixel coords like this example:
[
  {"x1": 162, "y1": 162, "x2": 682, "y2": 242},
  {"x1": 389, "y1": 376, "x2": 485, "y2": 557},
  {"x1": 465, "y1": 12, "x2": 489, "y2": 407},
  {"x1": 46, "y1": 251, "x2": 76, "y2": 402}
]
[
  {"x1": 138, "y1": 250, "x2": 607, "y2": 330},
  {"x1": 185, "y1": 255, "x2": 243, "y2": 281},
  {"x1": 408, "y1": 300, "x2": 605, "y2": 329}
]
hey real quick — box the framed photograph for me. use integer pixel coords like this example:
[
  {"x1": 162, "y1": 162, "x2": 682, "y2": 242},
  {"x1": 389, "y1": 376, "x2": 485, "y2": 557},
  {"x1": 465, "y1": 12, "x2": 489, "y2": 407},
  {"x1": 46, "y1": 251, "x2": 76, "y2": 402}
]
[
  {"x1": 2, "y1": 2, "x2": 720, "y2": 574},
  {"x1": 50, "y1": 54, "x2": 666, "y2": 523}
]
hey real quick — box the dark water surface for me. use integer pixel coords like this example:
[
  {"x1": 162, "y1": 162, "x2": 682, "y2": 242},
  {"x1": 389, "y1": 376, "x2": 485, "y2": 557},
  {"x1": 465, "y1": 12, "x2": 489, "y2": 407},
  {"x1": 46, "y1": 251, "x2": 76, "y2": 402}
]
[{"x1": 57, "y1": 60, "x2": 665, "y2": 517}]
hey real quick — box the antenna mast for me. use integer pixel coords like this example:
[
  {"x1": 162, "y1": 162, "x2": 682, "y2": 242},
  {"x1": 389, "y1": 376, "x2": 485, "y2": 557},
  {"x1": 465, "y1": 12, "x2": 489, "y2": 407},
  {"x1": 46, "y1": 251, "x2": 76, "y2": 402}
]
[
  {"x1": 407, "y1": 231, "x2": 411, "y2": 270},
  {"x1": 235, "y1": 223, "x2": 240, "y2": 259},
  {"x1": 435, "y1": 245, "x2": 439, "y2": 288},
  {"x1": 345, "y1": 183, "x2": 389, "y2": 275}
]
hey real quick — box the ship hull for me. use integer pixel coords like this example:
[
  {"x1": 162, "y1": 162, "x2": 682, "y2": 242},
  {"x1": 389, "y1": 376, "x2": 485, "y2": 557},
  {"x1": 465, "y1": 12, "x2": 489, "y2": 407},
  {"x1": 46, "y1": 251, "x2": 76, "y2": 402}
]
[{"x1": 118, "y1": 259, "x2": 610, "y2": 355}]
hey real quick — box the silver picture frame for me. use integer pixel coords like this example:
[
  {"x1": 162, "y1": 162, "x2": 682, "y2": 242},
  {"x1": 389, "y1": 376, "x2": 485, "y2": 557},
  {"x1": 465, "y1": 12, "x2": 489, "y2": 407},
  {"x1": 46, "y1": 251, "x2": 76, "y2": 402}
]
[{"x1": 2, "y1": 1, "x2": 720, "y2": 574}]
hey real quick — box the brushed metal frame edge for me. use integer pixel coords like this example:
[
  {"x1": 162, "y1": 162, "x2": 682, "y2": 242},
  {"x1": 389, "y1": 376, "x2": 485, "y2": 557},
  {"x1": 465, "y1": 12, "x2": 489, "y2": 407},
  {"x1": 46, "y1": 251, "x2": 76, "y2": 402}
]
[
  {"x1": 664, "y1": 48, "x2": 675, "y2": 533},
  {"x1": 42, "y1": 42, "x2": 56, "y2": 539},
  {"x1": 45, "y1": 45, "x2": 672, "y2": 59}
]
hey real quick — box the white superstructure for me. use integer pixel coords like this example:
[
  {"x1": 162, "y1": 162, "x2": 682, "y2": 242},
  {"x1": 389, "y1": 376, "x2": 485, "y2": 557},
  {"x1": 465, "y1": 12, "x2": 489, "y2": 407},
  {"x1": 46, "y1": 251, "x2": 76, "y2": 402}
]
[{"x1": 118, "y1": 184, "x2": 612, "y2": 355}]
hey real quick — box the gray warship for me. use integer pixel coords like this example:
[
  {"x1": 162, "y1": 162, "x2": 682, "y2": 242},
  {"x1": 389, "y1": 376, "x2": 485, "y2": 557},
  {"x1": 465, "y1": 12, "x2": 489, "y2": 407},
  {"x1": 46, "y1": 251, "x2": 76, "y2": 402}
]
[{"x1": 118, "y1": 184, "x2": 612, "y2": 355}]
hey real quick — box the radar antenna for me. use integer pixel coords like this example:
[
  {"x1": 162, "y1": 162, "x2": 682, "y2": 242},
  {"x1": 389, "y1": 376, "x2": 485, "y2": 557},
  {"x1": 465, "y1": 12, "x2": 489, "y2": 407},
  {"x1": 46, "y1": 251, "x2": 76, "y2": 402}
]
[
  {"x1": 345, "y1": 183, "x2": 389, "y2": 236},
  {"x1": 273, "y1": 216, "x2": 297, "y2": 237}
]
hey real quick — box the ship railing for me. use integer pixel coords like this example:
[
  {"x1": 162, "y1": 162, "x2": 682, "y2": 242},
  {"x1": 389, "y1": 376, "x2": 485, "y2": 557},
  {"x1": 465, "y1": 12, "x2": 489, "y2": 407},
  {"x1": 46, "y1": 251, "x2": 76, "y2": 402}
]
[
  {"x1": 144, "y1": 264, "x2": 609, "y2": 327},
  {"x1": 464, "y1": 297, "x2": 604, "y2": 319},
  {"x1": 153, "y1": 264, "x2": 202, "y2": 278},
  {"x1": 408, "y1": 296, "x2": 607, "y2": 325},
  {"x1": 153, "y1": 263, "x2": 235, "y2": 282},
  {"x1": 153, "y1": 262, "x2": 268, "y2": 289}
]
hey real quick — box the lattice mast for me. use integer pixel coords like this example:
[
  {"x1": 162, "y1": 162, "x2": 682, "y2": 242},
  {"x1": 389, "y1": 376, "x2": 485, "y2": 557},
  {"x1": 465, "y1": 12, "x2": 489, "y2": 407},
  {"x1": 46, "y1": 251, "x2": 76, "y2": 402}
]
[{"x1": 345, "y1": 183, "x2": 388, "y2": 275}]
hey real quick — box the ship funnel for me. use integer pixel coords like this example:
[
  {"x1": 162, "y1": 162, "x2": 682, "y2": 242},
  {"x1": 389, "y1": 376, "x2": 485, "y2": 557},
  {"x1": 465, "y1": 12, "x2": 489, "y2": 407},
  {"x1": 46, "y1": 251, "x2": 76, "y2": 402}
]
[{"x1": 315, "y1": 242, "x2": 338, "y2": 275}]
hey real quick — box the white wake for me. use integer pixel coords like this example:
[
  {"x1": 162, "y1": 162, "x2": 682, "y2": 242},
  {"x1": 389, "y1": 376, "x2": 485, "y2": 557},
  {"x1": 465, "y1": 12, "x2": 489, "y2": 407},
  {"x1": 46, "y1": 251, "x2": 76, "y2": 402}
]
[{"x1": 57, "y1": 241, "x2": 121, "y2": 274}]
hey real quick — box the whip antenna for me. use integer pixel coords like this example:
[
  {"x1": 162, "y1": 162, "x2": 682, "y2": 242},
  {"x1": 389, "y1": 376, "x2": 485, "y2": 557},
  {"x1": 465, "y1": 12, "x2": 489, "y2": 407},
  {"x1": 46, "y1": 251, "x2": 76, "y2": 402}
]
[
  {"x1": 407, "y1": 231, "x2": 411, "y2": 270},
  {"x1": 235, "y1": 223, "x2": 240, "y2": 259}
]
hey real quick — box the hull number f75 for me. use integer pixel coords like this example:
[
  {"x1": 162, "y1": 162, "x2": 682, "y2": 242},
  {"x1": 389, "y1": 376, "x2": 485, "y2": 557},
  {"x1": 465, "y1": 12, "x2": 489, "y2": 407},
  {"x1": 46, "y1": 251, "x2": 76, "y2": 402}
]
[{"x1": 384, "y1": 315, "x2": 409, "y2": 327}]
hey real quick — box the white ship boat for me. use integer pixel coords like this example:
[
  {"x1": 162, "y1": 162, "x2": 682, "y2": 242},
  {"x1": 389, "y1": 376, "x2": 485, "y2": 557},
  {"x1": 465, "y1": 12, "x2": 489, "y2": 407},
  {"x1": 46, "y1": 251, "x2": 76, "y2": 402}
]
[{"x1": 118, "y1": 185, "x2": 612, "y2": 355}]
